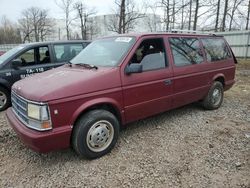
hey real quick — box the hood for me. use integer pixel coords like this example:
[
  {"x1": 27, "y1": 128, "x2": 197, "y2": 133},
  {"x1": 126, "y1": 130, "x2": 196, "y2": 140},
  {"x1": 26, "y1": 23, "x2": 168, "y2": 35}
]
[{"x1": 12, "y1": 65, "x2": 121, "y2": 102}]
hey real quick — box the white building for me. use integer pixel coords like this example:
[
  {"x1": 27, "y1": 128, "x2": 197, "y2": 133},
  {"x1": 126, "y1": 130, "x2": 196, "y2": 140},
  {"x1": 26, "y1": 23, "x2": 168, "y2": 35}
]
[{"x1": 49, "y1": 13, "x2": 162, "y2": 41}]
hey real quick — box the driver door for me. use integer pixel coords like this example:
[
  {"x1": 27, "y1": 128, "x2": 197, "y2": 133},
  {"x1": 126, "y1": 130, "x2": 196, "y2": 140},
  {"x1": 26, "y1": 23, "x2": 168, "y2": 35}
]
[
  {"x1": 121, "y1": 37, "x2": 174, "y2": 123},
  {"x1": 11, "y1": 46, "x2": 54, "y2": 82}
]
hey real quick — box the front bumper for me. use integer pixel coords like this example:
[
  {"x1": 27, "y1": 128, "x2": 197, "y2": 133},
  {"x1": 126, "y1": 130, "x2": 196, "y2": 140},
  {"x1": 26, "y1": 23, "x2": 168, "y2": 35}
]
[{"x1": 6, "y1": 108, "x2": 72, "y2": 153}]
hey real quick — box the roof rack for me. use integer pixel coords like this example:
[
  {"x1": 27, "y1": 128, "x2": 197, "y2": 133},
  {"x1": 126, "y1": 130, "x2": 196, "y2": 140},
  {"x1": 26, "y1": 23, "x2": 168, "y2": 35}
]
[{"x1": 169, "y1": 29, "x2": 215, "y2": 35}]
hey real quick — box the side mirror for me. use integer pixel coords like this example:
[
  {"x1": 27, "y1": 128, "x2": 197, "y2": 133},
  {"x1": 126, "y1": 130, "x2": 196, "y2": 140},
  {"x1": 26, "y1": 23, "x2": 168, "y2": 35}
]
[
  {"x1": 125, "y1": 63, "x2": 142, "y2": 74},
  {"x1": 12, "y1": 59, "x2": 22, "y2": 69}
]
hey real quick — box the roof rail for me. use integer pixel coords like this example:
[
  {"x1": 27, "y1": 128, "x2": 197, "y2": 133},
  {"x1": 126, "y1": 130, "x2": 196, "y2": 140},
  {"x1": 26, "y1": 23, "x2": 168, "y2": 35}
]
[{"x1": 170, "y1": 29, "x2": 215, "y2": 35}]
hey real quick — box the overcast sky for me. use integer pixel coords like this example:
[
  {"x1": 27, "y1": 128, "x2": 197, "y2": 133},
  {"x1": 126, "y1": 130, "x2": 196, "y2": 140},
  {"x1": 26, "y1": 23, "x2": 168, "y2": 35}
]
[{"x1": 0, "y1": 0, "x2": 118, "y2": 22}]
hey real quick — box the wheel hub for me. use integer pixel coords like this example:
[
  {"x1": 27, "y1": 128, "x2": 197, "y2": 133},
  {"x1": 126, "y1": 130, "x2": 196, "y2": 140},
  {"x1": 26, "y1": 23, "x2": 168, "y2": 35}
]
[
  {"x1": 86, "y1": 120, "x2": 114, "y2": 152},
  {"x1": 0, "y1": 91, "x2": 7, "y2": 108},
  {"x1": 90, "y1": 126, "x2": 109, "y2": 146},
  {"x1": 212, "y1": 88, "x2": 221, "y2": 105}
]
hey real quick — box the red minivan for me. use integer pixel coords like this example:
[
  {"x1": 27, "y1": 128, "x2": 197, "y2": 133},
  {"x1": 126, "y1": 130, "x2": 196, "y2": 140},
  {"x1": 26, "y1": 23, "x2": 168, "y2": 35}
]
[{"x1": 6, "y1": 33, "x2": 236, "y2": 159}]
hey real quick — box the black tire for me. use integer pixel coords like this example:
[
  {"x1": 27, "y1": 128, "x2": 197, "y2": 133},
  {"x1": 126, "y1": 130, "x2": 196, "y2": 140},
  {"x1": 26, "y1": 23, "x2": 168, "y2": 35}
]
[
  {"x1": 72, "y1": 109, "x2": 120, "y2": 159},
  {"x1": 0, "y1": 86, "x2": 10, "y2": 111},
  {"x1": 202, "y1": 81, "x2": 224, "y2": 110}
]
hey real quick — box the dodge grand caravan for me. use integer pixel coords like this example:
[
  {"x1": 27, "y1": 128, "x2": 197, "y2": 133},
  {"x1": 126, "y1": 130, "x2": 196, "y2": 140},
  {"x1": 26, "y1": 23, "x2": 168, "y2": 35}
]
[
  {"x1": 6, "y1": 33, "x2": 236, "y2": 159},
  {"x1": 0, "y1": 40, "x2": 90, "y2": 111}
]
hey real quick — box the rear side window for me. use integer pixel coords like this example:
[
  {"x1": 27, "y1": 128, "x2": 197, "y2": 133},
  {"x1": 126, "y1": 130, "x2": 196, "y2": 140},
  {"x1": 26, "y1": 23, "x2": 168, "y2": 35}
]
[
  {"x1": 54, "y1": 44, "x2": 84, "y2": 62},
  {"x1": 201, "y1": 38, "x2": 231, "y2": 62},
  {"x1": 169, "y1": 37, "x2": 203, "y2": 66},
  {"x1": 39, "y1": 46, "x2": 50, "y2": 64}
]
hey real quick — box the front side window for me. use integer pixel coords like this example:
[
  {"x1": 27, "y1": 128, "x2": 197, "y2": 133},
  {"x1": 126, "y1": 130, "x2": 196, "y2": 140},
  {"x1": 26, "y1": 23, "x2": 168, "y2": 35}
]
[
  {"x1": 131, "y1": 38, "x2": 166, "y2": 71},
  {"x1": 16, "y1": 48, "x2": 35, "y2": 66},
  {"x1": 54, "y1": 44, "x2": 84, "y2": 62},
  {"x1": 201, "y1": 38, "x2": 231, "y2": 62},
  {"x1": 71, "y1": 37, "x2": 136, "y2": 67},
  {"x1": 169, "y1": 37, "x2": 203, "y2": 66}
]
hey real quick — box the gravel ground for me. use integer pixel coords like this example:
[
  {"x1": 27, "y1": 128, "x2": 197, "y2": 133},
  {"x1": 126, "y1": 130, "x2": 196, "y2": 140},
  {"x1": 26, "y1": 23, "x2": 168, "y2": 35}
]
[{"x1": 0, "y1": 60, "x2": 249, "y2": 188}]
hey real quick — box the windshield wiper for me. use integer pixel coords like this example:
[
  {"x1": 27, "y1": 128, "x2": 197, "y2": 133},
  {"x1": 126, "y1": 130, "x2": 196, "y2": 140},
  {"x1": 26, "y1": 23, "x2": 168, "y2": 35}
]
[
  {"x1": 66, "y1": 61, "x2": 73, "y2": 67},
  {"x1": 74, "y1": 63, "x2": 98, "y2": 70}
]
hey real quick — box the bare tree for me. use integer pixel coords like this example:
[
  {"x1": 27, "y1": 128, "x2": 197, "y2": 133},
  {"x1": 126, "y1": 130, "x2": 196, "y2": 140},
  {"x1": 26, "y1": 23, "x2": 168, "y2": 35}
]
[
  {"x1": 19, "y1": 12, "x2": 33, "y2": 42},
  {"x1": 19, "y1": 7, "x2": 53, "y2": 42},
  {"x1": 221, "y1": 0, "x2": 228, "y2": 31},
  {"x1": 214, "y1": 0, "x2": 221, "y2": 31},
  {"x1": 162, "y1": 0, "x2": 171, "y2": 30},
  {"x1": 39, "y1": 16, "x2": 54, "y2": 41},
  {"x1": 247, "y1": 0, "x2": 250, "y2": 30},
  {"x1": 228, "y1": 0, "x2": 244, "y2": 31},
  {"x1": 88, "y1": 18, "x2": 100, "y2": 40},
  {"x1": 108, "y1": 0, "x2": 145, "y2": 34},
  {"x1": 144, "y1": 2, "x2": 161, "y2": 32},
  {"x1": 193, "y1": 0, "x2": 199, "y2": 30},
  {"x1": 0, "y1": 16, "x2": 21, "y2": 44},
  {"x1": 180, "y1": 0, "x2": 185, "y2": 29},
  {"x1": 160, "y1": 0, "x2": 191, "y2": 31},
  {"x1": 74, "y1": 1, "x2": 96, "y2": 40},
  {"x1": 188, "y1": 0, "x2": 192, "y2": 30},
  {"x1": 56, "y1": 0, "x2": 75, "y2": 40}
]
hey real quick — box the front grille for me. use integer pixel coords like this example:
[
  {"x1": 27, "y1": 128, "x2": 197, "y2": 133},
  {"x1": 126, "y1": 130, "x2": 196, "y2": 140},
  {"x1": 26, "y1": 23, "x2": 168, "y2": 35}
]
[{"x1": 11, "y1": 91, "x2": 29, "y2": 125}]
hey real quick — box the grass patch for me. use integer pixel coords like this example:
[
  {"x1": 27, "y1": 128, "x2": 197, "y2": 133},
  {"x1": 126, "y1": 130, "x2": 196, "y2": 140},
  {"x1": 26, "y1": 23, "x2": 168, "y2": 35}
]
[{"x1": 237, "y1": 59, "x2": 250, "y2": 69}]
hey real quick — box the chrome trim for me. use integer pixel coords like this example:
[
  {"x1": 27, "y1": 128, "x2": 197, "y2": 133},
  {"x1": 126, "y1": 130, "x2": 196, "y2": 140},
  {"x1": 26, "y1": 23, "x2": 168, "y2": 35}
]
[
  {"x1": 12, "y1": 90, "x2": 47, "y2": 105},
  {"x1": 11, "y1": 91, "x2": 52, "y2": 131}
]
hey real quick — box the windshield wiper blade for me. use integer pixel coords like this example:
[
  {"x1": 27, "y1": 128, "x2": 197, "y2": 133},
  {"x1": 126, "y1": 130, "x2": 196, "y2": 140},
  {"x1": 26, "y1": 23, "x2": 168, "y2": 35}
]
[
  {"x1": 75, "y1": 63, "x2": 98, "y2": 70},
  {"x1": 66, "y1": 61, "x2": 73, "y2": 67}
]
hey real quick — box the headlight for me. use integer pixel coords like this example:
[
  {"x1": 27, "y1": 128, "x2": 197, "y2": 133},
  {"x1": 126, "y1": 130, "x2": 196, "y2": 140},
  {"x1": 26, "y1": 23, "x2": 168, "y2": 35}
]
[
  {"x1": 27, "y1": 103, "x2": 52, "y2": 131},
  {"x1": 28, "y1": 103, "x2": 49, "y2": 120}
]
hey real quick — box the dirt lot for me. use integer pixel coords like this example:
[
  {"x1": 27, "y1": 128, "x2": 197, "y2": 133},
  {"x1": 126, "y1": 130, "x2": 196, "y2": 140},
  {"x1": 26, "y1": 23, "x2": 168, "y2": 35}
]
[{"x1": 0, "y1": 60, "x2": 249, "y2": 188}]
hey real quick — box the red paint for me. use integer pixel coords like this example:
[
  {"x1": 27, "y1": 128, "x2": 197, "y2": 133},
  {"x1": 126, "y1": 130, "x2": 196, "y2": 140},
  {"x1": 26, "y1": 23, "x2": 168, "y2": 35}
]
[{"x1": 7, "y1": 33, "x2": 236, "y2": 153}]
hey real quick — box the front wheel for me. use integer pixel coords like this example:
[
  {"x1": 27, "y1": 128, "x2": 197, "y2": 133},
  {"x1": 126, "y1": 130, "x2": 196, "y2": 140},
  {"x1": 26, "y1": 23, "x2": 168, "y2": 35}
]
[
  {"x1": 0, "y1": 86, "x2": 10, "y2": 111},
  {"x1": 72, "y1": 110, "x2": 120, "y2": 159},
  {"x1": 202, "y1": 81, "x2": 224, "y2": 110}
]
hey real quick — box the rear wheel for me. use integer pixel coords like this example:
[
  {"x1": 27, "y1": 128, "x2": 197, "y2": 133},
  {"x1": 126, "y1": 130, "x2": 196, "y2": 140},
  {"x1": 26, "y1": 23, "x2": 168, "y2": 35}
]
[
  {"x1": 72, "y1": 109, "x2": 119, "y2": 159},
  {"x1": 0, "y1": 86, "x2": 10, "y2": 111},
  {"x1": 202, "y1": 81, "x2": 224, "y2": 110}
]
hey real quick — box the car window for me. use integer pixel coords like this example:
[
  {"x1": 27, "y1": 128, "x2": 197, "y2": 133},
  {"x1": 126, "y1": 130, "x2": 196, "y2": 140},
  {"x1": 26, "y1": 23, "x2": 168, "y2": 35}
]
[
  {"x1": 131, "y1": 38, "x2": 166, "y2": 71},
  {"x1": 0, "y1": 46, "x2": 25, "y2": 65},
  {"x1": 169, "y1": 37, "x2": 203, "y2": 67},
  {"x1": 54, "y1": 44, "x2": 83, "y2": 62},
  {"x1": 71, "y1": 37, "x2": 135, "y2": 67},
  {"x1": 39, "y1": 46, "x2": 50, "y2": 64},
  {"x1": 16, "y1": 48, "x2": 35, "y2": 66},
  {"x1": 201, "y1": 38, "x2": 231, "y2": 62}
]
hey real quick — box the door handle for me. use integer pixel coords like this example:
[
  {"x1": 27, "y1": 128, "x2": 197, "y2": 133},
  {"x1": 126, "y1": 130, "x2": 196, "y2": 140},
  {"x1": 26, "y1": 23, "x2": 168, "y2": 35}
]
[{"x1": 164, "y1": 79, "x2": 172, "y2": 85}]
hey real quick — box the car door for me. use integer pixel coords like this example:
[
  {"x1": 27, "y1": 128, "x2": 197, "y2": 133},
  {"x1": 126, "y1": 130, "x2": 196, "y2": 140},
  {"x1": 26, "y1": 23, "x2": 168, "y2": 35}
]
[
  {"x1": 168, "y1": 36, "x2": 210, "y2": 108},
  {"x1": 121, "y1": 37, "x2": 173, "y2": 123},
  {"x1": 11, "y1": 45, "x2": 56, "y2": 81},
  {"x1": 11, "y1": 47, "x2": 37, "y2": 82}
]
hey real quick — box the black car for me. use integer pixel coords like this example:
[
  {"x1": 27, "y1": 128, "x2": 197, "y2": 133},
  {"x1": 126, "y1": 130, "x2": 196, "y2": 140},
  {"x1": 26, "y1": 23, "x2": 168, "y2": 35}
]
[{"x1": 0, "y1": 40, "x2": 90, "y2": 111}]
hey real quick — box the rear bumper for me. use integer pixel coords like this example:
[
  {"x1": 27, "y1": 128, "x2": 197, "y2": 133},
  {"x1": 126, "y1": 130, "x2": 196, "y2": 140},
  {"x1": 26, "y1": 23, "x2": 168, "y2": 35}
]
[{"x1": 6, "y1": 108, "x2": 72, "y2": 153}]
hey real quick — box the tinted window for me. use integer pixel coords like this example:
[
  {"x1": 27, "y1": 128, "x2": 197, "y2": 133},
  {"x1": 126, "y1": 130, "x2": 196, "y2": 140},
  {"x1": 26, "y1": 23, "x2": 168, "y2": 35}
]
[
  {"x1": 169, "y1": 37, "x2": 203, "y2": 66},
  {"x1": 131, "y1": 38, "x2": 166, "y2": 71},
  {"x1": 39, "y1": 46, "x2": 50, "y2": 64},
  {"x1": 201, "y1": 38, "x2": 231, "y2": 62},
  {"x1": 54, "y1": 44, "x2": 83, "y2": 62}
]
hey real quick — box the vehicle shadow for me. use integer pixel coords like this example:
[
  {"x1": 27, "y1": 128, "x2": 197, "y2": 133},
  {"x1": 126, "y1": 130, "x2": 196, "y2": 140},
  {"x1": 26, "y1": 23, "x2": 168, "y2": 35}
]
[{"x1": 3, "y1": 101, "x2": 205, "y2": 166}]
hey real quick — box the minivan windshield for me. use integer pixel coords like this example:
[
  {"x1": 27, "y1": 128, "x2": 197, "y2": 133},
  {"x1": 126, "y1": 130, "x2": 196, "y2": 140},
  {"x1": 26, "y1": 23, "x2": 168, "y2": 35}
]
[
  {"x1": 0, "y1": 46, "x2": 24, "y2": 64},
  {"x1": 71, "y1": 36, "x2": 136, "y2": 67}
]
